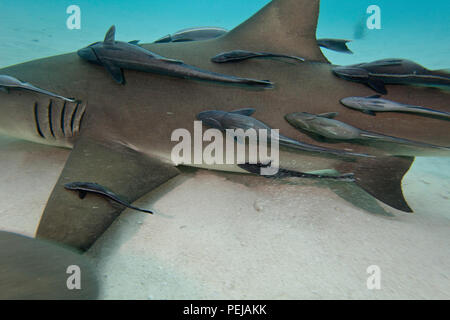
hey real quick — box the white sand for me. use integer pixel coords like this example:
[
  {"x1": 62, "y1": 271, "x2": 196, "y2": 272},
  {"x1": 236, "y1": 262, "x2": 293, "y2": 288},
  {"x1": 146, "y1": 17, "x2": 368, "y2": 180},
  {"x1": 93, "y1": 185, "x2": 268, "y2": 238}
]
[{"x1": 0, "y1": 136, "x2": 448, "y2": 299}]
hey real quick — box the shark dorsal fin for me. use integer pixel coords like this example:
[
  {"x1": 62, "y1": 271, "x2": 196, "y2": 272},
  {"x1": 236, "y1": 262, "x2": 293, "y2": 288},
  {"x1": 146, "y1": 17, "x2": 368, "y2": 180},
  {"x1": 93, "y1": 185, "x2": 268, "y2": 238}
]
[
  {"x1": 104, "y1": 25, "x2": 116, "y2": 44},
  {"x1": 221, "y1": 0, "x2": 327, "y2": 63}
]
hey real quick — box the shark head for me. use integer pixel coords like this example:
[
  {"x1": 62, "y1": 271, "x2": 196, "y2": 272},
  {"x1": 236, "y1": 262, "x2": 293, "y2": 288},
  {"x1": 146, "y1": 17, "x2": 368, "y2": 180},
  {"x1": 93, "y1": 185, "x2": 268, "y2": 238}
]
[{"x1": 0, "y1": 77, "x2": 85, "y2": 148}]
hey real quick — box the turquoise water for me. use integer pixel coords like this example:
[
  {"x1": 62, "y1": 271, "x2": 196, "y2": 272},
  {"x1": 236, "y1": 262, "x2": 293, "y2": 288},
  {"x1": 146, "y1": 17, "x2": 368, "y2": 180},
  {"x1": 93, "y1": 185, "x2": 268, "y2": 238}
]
[{"x1": 0, "y1": 0, "x2": 449, "y2": 69}]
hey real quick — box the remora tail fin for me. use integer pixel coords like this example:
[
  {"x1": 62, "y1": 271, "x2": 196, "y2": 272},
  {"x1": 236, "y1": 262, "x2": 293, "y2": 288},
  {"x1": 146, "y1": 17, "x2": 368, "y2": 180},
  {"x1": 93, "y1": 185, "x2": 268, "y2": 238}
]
[
  {"x1": 221, "y1": 0, "x2": 328, "y2": 62},
  {"x1": 337, "y1": 156, "x2": 414, "y2": 212}
]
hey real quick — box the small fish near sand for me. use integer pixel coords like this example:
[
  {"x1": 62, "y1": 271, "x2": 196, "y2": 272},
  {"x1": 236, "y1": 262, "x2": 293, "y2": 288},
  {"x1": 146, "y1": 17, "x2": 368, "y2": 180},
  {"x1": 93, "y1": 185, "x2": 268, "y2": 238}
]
[
  {"x1": 154, "y1": 27, "x2": 228, "y2": 43},
  {"x1": 65, "y1": 182, "x2": 153, "y2": 214},
  {"x1": 78, "y1": 25, "x2": 273, "y2": 88},
  {"x1": 238, "y1": 162, "x2": 355, "y2": 182},
  {"x1": 333, "y1": 59, "x2": 450, "y2": 95},
  {"x1": 340, "y1": 95, "x2": 450, "y2": 119},
  {"x1": 317, "y1": 39, "x2": 353, "y2": 54},
  {"x1": 0, "y1": 75, "x2": 75, "y2": 102},
  {"x1": 285, "y1": 112, "x2": 450, "y2": 151},
  {"x1": 211, "y1": 50, "x2": 305, "y2": 63},
  {"x1": 197, "y1": 108, "x2": 371, "y2": 158}
]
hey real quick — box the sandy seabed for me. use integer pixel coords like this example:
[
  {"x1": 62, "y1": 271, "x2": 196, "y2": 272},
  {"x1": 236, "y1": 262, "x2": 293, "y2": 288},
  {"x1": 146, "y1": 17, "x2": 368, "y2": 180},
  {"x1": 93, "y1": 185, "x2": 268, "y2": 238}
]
[{"x1": 0, "y1": 136, "x2": 448, "y2": 299}]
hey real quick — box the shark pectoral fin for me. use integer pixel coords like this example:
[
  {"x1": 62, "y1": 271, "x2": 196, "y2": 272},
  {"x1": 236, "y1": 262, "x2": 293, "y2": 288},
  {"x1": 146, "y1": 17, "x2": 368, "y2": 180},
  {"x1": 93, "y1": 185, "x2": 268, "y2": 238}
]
[
  {"x1": 337, "y1": 156, "x2": 414, "y2": 212},
  {"x1": 0, "y1": 231, "x2": 99, "y2": 299},
  {"x1": 367, "y1": 78, "x2": 388, "y2": 95},
  {"x1": 35, "y1": 137, "x2": 180, "y2": 251},
  {"x1": 230, "y1": 108, "x2": 256, "y2": 116},
  {"x1": 102, "y1": 61, "x2": 125, "y2": 84},
  {"x1": 0, "y1": 86, "x2": 8, "y2": 93},
  {"x1": 367, "y1": 94, "x2": 382, "y2": 99}
]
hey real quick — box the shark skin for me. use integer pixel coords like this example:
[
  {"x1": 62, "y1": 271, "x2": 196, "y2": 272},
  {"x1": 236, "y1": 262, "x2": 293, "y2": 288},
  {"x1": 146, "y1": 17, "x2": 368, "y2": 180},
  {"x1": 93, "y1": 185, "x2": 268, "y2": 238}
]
[{"x1": 0, "y1": 0, "x2": 449, "y2": 250}]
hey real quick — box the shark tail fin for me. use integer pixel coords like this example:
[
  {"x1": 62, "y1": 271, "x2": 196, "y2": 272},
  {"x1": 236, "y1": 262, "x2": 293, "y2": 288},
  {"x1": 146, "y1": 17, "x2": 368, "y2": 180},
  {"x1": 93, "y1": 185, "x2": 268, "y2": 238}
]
[
  {"x1": 337, "y1": 156, "x2": 414, "y2": 212},
  {"x1": 221, "y1": 0, "x2": 328, "y2": 62}
]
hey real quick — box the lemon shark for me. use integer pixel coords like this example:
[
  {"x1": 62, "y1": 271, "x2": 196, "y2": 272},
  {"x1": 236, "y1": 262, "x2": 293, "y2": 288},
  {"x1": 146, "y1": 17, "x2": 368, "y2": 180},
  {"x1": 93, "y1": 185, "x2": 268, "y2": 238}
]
[{"x1": 0, "y1": 0, "x2": 449, "y2": 251}]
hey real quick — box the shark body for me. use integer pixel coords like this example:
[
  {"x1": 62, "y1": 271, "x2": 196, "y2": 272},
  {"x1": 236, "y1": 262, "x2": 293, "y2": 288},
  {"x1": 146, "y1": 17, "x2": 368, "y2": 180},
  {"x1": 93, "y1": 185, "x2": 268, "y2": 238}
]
[{"x1": 0, "y1": 0, "x2": 449, "y2": 250}]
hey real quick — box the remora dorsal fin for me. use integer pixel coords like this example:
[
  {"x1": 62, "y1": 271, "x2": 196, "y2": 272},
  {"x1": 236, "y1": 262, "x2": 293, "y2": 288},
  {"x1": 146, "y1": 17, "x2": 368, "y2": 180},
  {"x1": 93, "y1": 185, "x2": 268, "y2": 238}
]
[
  {"x1": 104, "y1": 25, "x2": 116, "y2": 44},
  {"x1": 221, "y1": 0, "x2": 328, "y2": 62},
  {"x1": 337, "y1": 156, "x2": 414, "y2": 213}
]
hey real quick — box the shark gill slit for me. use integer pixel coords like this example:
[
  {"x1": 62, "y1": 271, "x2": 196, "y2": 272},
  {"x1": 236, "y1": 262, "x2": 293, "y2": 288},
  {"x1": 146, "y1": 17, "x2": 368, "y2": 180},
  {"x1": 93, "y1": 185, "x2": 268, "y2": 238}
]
[
  {"x1": 77, "y1": 109, "x2": 86, "y2": 134},
  {"x1": 33, "y1": 102, "x2": 45, "y2": 138},
  {"x1": 48, "y1": 100, "x2": 55, "y2": 138},
  {"x1": 60, "y1": 101, "x2": 66, "y2": 136},
  {"x1": 70, "y1": 102, "x2": 80, "y2": 135}
]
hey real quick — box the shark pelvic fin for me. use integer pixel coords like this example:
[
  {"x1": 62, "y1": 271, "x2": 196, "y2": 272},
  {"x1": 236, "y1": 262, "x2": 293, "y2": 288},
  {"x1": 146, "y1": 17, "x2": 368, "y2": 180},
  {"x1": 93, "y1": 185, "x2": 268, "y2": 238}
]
[
  {"x1": 221, "y1": 0, "x2": 328, "y2": 62},
  {"x1": 337, "y1": 156, "x2": 414, "y2": 212},
  {"x1": 35, "y1": 137, "x2": 180, "y2": 251},
  {"x1": 0, "y1": 231, "x2": 99, "y2": 299}
]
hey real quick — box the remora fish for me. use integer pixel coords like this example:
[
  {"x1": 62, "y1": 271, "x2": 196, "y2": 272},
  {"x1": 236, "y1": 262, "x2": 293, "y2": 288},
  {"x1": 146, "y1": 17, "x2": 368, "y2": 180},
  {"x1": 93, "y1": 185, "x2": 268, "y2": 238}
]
[
  {"x1": 317, "y1": 39, "x2": 353, "y2": 54},
  {"x1": 340, "y1": 95, "x2": 450, "y2": 119},
  {"x1": 1, "y1": 0, "x2": 449, "y2": 250},
  {"x1": 154, "y1": 27, "x2": 228, "y2": 43},
  {"x1": 156, "y1": 27, "x2": 353, "y2": 56},
  {"x1": 197, "y1": 108, "x2": 371, "y2": 158},
  {"x1": 78, "y1": 25, "x2": 273, "y2": 87},
  {"x1": 65, "y1": 182, "x2": 153, "y2": 214},
  {"x1": 238, "y1": 162, "x2": 355, "y2": 182},
  {"x1": 285, "y1": 112, "x2": 450, "y2": 151},
  {"x1": 211, "y1": 50, "x2": 305, "y2": 63},
  {"x1": 333, "y1": 59, "x2": 450, "y2": 94},
  {"x1": 0, "y1": 75, "x2": 75, "y2": 102}
]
